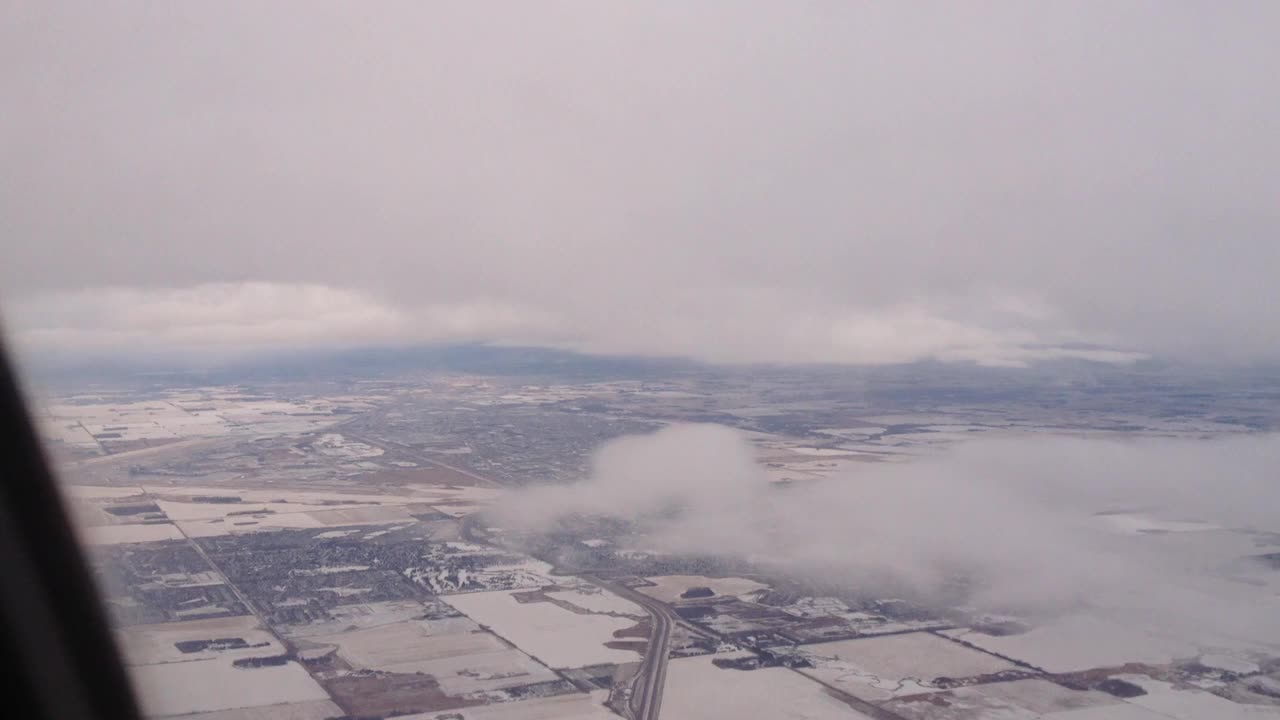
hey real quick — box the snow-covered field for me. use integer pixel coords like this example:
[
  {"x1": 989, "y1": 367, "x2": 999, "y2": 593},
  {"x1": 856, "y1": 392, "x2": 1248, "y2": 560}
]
[
  {"x1": 314, "y1": 433, "x2": 384, "y2": 458},
  {"x1": 663, "y1": 651, "x2": 872, "y2": 719},
  {"x1": 129, "y1": 657, "x2": 330, "y2": 716},
  {"x1": 62, "y1": 484, "x2": 151, "y2": 499},
  {"x1": 308, "y1": 505, "x2": 416, "y2": 525},
  {"x1": 789, "y1": 446, "x2": 861, "y2": 456},
  {"x1": 799, "y1": 632, "x2": 1018, "y2": 701},
  {"x1": 307, "y1": 614, "x2": 561, "y2": 694},
  {"x1": 943, "y1": 616, "x2": 1197, "y2": 673},
  {"x1": 1044, "y1": 705, "x2": 1177, "y2": 719},
  {"x1": 815, "y1": 427, "x2": 888, "y2": 439},
  {"x1": 279, "y1": 600, "x2": 457, "y2": 638},
  {"x1": 407, "y1": 649, "x2": 561, "y2": 695},
  {"x1": 444, "y1": 589, "x2": 642, "y2": 668},
  {"x1": 155, "y1": 699, "x2": 345, "y2": 720},
  {"x1": 411, "y1": 555, "x2": 560, "y2": 594},
  {"x1": 547, "y1": 585, "x2": 646, "y2": 617},
  {"x1": 158, "y1": 497, "x2": 368, "y2": 523},
  {"x1": 1110, "y1": 674, "x2": 1280, "y2": 719},
  {"x1": 398, "y1": 690, "x2": 617, "y2": 720},
  {"x1": 311, "y1": 617, "x2": 506, "y2": 668},
  {"x1": 637, "y1": 575, "x2": 768, "y2": 603},
  {"x1": 39, "y1": 390, "x2": 358, "y2": 453},
  {"x1": 104, "y1": 483, "x2": 503, "y2": 536},
  {"x1": 150, "y1": 486, "x2": 411, "y2": 519},
  {"x1": 178, "y1": 513, "x2": 330, "y2": 537},
  {"x1": 880, "y1": 678, "x2": 1121, "y2": 720},
  {"x1": 115, "y1": 615, "x2": 283, "y2": 665},
  {"x1": 80, "y1": 522, "x2": 186, "y2": 544}
]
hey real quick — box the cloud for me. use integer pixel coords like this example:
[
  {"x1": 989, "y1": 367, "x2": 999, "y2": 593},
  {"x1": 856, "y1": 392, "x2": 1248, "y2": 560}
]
[
  {"x1": 500, "y1": 425, "x2": 1280, "y2": 648},
  {"x1": 2, "y1": 3, "x2": 1278, "y2": 364},
  {"x1": 4, "y1": 282, "x2": 559, "y2": 361},
  {"x1": 4, "y1": 282, "x2": 1146, "y2": 367}
]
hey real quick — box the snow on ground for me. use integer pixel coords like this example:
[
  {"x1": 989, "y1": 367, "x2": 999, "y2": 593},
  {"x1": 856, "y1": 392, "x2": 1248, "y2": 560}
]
[
  {"x1": 156, "y1": 699, "x2": 345, "y2": 720},
  {"x1": 177, "y1": 512, "x2": 326, "y2": 537},
  {"x1": 763, "y1": 467, "x2": 825, "y2": 484},
  {"x1": 663, "y1": 651, "x2": 872, "y2": 719},
  {"x1": 82, "y1": 421, "x2": 179, "y2": 441},
  {"x1": 880, "y1": 678, "x2": 1121, "y2": 720},
  {"x1": 311, "y1": 617, "x2": 505, "y2": 668},
  {"x1": 309, "y1": 505, "x2": 416, "y2": 525},
  {"x1": 80, "y1": 522, "x2": 185, "y2": 544},
  {"x1": 1112, "y1": 674, "x2": 1280, "y2": 719},
  {"x1": 314, "y1": 433, "x2": 384, "y2": 458},
  {"x1": 471, "y1": 556, "x2": 559, "y2": 584},
  {"x1": 431, "y1": 502, "x2": 492, "y2": 517},
  {"x1": 638, "y1": 575, "x2": 768, "y2": 603},
  {"x1": 307, "y1": 615, "x2": 561, "y2": 694},
  {"x1": 1045, "y1": 705, "x2": 1171, "y2": 719},
  {"x1": 40, "y1": 394, "x2": 348, "y2": 448},
  {"x1": 155, "y1": 499, "x2": 364, "y2": 522},
  {"x1": 444, "y1": 589, "x2": 641, "y2": 668},
  {"x1": 943, "y1": 615, "x2": 1197, "y2": 673},
  {"x1": 547, "y1": 585, "x2": 646, "y2": 617},
  {"x1": 789, "y1": 447, "x2": 860, "y2": 456},
  {"x1": 399, "y1": 689, "x2": 616, "y2": 720},
  {"x1": 115, "y1": 615, "x2": 283, "y2": 665},
  {"x1": 405, "y1": 484, "x2": 505, "y2": 516},
  {"x1": 42, "y1": 417, "x2": 99, "y2": 447},
  {"x1": 147, "y1": 484, "x2": 484, "y2": 508},
  {"x1": 1199, "y1": 653, "x2": 1261, "y2": 674},
  {"x1": 135, "y1": 483, "x2": 487, "y2": 536},
  {"x1": 279, "y1": 600, "x2": 455, "y2": 638},
  {"x1": 815, "y1": 427, "x2": 888, "y2": 439},
  {"x1": 291, "y1": 563, "x2": 371, "y2": 575},
  {"x1": 62, "y1": 484, "x2": 148, "y2": 499},
  {"x1": 406, "y1": 484, "x2": 504, "y2": 504},
  {"x1": 313, "y1": 529, "x2": 361, "y2": 539},
  {"x1": 776, "y1": 457, "x2": 880, "y2": 478},
  {"x1": 402, "y1": 650, "x2": 560, "y2": 695},
  {"x1": 896, "y1": 676, "x2": 1126, "y2": 717},
  {"x1": 129, "y1": 657, "x2": 330, "y2": 716},
  {"x1": 799, "y1": 632, "x2": 1018, "y2": 701}
]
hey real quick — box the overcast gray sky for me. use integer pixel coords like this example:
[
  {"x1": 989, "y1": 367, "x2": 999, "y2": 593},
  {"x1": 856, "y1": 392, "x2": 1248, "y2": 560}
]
[{"x1": 3, "y1": 2, "x2": 1278, "y2": 366}]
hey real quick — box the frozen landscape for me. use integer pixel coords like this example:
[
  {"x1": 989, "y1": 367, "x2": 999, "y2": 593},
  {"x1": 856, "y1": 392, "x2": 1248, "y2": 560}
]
[{"x1": 24, "y1": 354, "x2": 1279, "y2": 719}]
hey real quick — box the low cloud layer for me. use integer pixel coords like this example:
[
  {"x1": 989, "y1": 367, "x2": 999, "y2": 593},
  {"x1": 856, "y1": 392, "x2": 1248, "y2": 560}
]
[
  {"x1": 501, "y1": 425, "x2": 1280, "y2": 650},
  {"x1": 5, "y1": 281, "x2": 1145, "y2": 368},
  {"x1": 3, "y1": 3, "x2": 1280, "y2": 365},
  {"x1": 5, "y1": 283, "x2": 560, "y2": 363}
]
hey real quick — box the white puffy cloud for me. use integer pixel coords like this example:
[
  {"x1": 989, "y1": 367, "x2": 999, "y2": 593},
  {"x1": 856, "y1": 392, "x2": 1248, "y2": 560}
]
[{"x1": 502, "y1": 425, "x2": 1280, "y2": 646}]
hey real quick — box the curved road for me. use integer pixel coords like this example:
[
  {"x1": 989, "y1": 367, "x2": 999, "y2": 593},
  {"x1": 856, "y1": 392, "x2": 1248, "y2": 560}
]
[{"x1": 588, "y1": 577, "x2": 676, "y2": 720}]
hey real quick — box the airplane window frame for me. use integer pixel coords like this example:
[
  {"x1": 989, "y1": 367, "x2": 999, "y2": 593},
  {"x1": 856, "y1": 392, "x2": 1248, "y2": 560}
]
[{"x1": 0, "y1": 340, "x2": 143, "y2": 720}]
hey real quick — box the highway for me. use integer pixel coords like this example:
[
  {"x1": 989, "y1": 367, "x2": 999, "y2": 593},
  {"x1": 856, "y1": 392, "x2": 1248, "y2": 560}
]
[
  {"x1": 587, "y1": 576, "x2": 676, "y2": 720},
  {"x1": 341, "y1": 430, "x2": 504, "y2": 489},
  {"x1": 350, "y1": 399, "x2": 676, "y2": 718}
]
